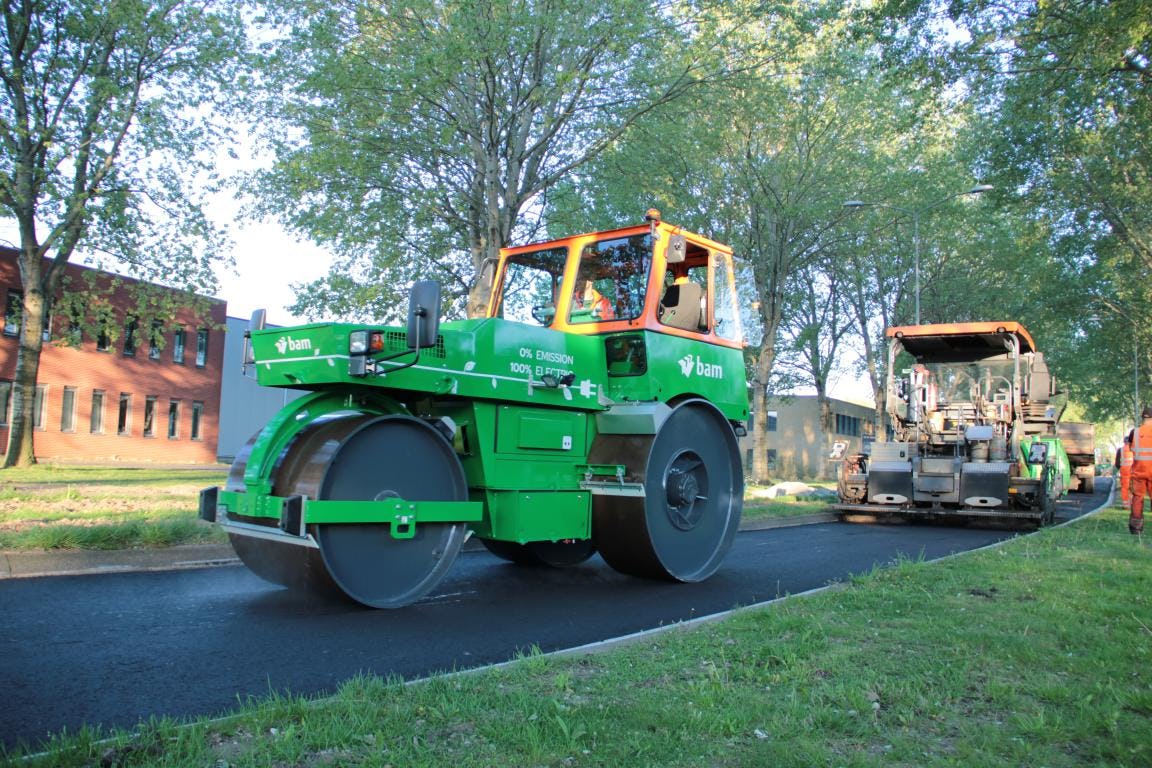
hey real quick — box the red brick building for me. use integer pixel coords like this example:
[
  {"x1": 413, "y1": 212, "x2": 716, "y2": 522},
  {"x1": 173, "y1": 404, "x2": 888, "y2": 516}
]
[{"x1": 0, "y1": 247, "x2": 226, "y2": 463}]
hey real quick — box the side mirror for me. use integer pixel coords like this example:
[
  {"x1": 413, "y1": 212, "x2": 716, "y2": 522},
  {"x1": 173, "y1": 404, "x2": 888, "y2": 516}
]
[
  {"x1": 407, "y1": 281, "x2": 441, "y2": 349},
  {"x1": 242, "y1": 308, "x2": 267, "y2": 367},
  {"x1": 666, "y1": 235, "x2": 686, "y2": 264}
]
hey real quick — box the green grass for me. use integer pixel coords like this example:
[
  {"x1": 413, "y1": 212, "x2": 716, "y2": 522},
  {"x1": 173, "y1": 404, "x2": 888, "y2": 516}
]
[
  {"x1": 9, "y1": 505, "x2": 1144, "y2": 767},
  {"x1": 0, "y1": 465, "x2": 228, "y2": 550},
  {"x1": 743, "y1": 482, "x2": 837, "y2": 521}
]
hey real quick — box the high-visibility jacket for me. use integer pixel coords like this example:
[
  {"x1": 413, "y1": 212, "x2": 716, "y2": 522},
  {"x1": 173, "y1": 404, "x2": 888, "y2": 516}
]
[
  {"x1": 1133, "y1": 421, "x2": 1152, "y2": 478},
  {"x1": 1120, "y1": 441, "x2": 1134, "y2": 502}
]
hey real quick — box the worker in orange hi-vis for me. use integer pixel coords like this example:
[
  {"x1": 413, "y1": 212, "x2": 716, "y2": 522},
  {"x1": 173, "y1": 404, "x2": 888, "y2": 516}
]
[
  {"x1": 1130, "y1": 405, "x2": 1152, "y2": 535},
  {"x1": 1118, "y1": 431, "x2": 1134, "y2": 508}
]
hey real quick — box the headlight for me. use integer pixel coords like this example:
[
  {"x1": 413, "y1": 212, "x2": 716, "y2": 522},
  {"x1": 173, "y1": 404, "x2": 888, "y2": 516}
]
[{"x1": 349, "y1": 330, "x2": 368, "y2": 354}]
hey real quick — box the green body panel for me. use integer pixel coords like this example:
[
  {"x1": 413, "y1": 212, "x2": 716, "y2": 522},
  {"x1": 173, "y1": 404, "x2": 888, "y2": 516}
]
[
  {"x1": 250, "y1": 319, "x2": 609, "y2": 411},
  {"x1": 250, "y1": 320, "x2": 748, "y2": 422},
  {"x1": 228, "y1": 316, "x2": 747, "y2": 544},
  {"x1": 1018, "y1": 435, "x2": 1072, "y2": 493},
  {"x1": 473, "y1": 490, "x2": 592, "y2": 543},
  {"x1": 601, "y1": 331, "x2": 747, "y2": 421}
]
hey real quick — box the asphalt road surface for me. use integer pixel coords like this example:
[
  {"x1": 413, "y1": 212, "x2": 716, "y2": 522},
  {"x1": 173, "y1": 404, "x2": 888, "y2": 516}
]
[{"x1": 0, "y1": 483, "x2": 1107, "y2": 751}]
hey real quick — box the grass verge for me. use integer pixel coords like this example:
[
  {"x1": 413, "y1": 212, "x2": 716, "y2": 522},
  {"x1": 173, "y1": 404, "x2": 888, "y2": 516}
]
[
  {"x1": 9, "y1": 506, "x2": 1147, "y2": 767},
  {"x1": 743, "y1": 482, "x2": 836, "y2": 521},
  {"x1": 0, "y1": 465, "x2": 228, "y2": 550}
]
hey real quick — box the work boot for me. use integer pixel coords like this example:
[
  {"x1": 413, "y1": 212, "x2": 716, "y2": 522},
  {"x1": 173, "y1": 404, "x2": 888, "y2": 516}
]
[{"x1": 1130, "y1": 516, "x2": 1144, "y2": 535}]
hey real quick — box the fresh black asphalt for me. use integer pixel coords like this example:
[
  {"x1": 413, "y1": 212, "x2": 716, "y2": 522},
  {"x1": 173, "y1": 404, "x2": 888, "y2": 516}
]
[{"x1": 0, "y1": 484, "x2": 1107, "y2": 751}]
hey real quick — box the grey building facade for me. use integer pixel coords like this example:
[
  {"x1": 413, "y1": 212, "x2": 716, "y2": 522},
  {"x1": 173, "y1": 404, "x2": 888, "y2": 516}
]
[
  {"x1": 744, "y1": 395, "x2": 876, "y2": 481},
  {"x1": 217, "y1": 316, "x2": 304, "y2": 462}
]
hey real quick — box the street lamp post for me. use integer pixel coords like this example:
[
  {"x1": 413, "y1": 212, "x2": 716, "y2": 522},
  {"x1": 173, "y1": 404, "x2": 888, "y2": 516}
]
[{"x1": 843, "y1": 184, "x2": 993, "y2": 325}]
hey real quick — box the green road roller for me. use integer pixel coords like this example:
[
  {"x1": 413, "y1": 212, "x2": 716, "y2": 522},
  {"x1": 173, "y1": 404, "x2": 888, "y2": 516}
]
[{"x1": 200, "y1": 212, "x2": 750, "y2": 607}]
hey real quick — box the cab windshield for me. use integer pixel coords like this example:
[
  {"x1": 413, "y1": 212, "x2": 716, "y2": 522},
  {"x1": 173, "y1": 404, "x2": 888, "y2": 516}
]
[
  {"x1": 495, "y1": 247, "x2": 567, "y2": 325},
  {"x1": 567, "y1": 235, "x2": 651, "y2": 325}
]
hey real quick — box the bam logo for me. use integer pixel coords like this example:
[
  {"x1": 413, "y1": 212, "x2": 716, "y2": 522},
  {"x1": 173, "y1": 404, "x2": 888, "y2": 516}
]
[
  {"x1": 677, "y1": 353, "x2": 724, "y2": 379},
  {"x1": 275, "y1": 336, "x2": 312, "y2": 354}
]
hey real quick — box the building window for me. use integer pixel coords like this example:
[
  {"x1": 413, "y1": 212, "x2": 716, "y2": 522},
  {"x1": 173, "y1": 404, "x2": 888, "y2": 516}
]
[
  {"x1": 117, "y1": 393, "x2": 131, "y2": 435},
  {"x1": 143, "y1": 396, "x2": 157, "y2": 437},
  {"x1": 90, "y1": 390, "x2": 105, "y2": 434},
  {"x1": 61, "y1": 386, "x2": 76, "y2": 432},
  {"x1": 191, "y1": 401, "x2": 204, "y2": 441},
  {"x1": 766, "y1": 410, "x2": 778, "y2": 432},
  {"x1": 94, "y1": 305, "x2": 115, "y2": 352},
  {"x1": 765, "y1": 449, "x2": 777, "y2": 470},
  {"x1": 0, "y1": 380, "x2": 10, "y2": 425},
  {"x1": 123, "y1": 316, "x2": 138, "y2": 356},
  {"x1": 195, "y1": 328, "x2": 208, "y2": 367},
  {"x1": 33, "y1": 384, "x2": 46, "y2": 430},
  {"x1": 836, "y1": 413, "x2": 861, "y2": 437},
  {"x1": 167, "y1": 399, "x2": 180, "y2": 439},
  {"x1": 148, "y1": 320, "x2": 163, "y2": 360},
  {"x1": 4, "y1": 289, "x2": 21, "y2": 336},
  {"x1": 173, "y1": 328, "x2": 186, "y2": 364}
]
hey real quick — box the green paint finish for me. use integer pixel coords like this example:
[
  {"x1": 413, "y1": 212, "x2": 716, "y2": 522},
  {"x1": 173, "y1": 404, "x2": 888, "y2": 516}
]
[
  {"x1": 216, "y1": 490, "x2": 482, "y2": 526},
  {"x1": 1018, "y1": 435, "x2": 1072, "y2": 492},
  {"x1": 495, "y1": 405, "x2": 586, "y2": 454},
  {"x1": 437, "y1": 401, "x2": 593, "y2": 494},
  {"x1": 480, "y1": 490, "x2": 591, "y2": 543},
  {"x1": 249, "y1": 318, "x2": 610, "y2": 412},
  {"x1": 241, "y1": 390, "x2": 406, "y2": 495},
  {"x1": 247, "y1": 320, "x2": 747, "y2": 424},
  {"x1": 603, "y1": 330, "x2": 747, "y2": 421}
]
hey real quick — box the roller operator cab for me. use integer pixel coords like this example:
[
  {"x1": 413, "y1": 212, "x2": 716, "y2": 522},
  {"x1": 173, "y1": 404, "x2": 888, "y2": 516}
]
[
  {"x1": 834, "y1": 322, "x2": 1070, "y2": 528},
  {"x1": 200, "y1": 212, "x2": 749, "y2": 608}
]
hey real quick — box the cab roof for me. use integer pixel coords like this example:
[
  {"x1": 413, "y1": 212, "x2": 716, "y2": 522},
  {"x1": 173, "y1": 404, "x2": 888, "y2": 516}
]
[{"x1": 886, "y1": 321, "x2": 1036, "y2": 362}]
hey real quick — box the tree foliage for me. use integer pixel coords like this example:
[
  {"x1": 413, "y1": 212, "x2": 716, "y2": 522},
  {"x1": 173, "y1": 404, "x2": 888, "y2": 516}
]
[
  {"x1": 248, "y1": 0, "x2": 761, "y2": 321},
  {"x1": 0, "y1": 0, "x2": 245, "y2": 466},
  {"x1": 874, "y1": 0, "x2": 1151, "y2": 422}
]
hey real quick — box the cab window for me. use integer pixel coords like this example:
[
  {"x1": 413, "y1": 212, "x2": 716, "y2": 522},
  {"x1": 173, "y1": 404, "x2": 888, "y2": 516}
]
[
  {"x1": 496, "y1": 247, "x2": 567, "y2": 325},
  {"x1": 658, "y1": 246, "x2": 709, "y2": 332},
  {"x1": 568, "y1": 235, "x2": 651, "y2": 325},
  {"x1": 712, "y1": 250, "x2": 742, "y2": 342}
]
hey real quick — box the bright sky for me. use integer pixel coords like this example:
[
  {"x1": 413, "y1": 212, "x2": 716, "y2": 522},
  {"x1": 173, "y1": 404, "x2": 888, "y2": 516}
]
[{"x1": 207, "y1": 198, "x2": 332, "y2": 326}]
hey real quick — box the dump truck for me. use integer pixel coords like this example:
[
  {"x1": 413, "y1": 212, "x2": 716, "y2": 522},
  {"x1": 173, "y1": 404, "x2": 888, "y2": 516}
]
[
  {"x1": 1056, "y1": 422, "x2": 1096, "y2": 493},
  {"x1": 834, "y1": 322, "x2": 1070, "y2": 527},
  {"x1": 200, "y1": 212, "x2": 749, "y2": 608}
]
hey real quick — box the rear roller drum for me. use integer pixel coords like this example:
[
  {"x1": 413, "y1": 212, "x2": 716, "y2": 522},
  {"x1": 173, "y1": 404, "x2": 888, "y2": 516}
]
[
  {"x1": 591, "y1": 399, "x2": 743, "y2": 582},
  {"x1": 228, "y1": 413, "x2": 469, "y2": 608}
]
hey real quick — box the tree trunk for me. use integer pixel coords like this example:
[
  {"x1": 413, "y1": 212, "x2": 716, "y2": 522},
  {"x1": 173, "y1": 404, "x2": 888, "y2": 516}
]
[
  {"x1": 3, "y1": 275, "x2": 48, "y2": 468},
  {"x1": 750, "y1": 342, "x2": 777, "y2": 483}
]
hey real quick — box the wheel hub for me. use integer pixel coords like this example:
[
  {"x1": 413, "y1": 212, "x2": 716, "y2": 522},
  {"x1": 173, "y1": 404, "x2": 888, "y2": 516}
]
[{"x1": 665, "y1": 450, "x2": 707, "y2": 531}]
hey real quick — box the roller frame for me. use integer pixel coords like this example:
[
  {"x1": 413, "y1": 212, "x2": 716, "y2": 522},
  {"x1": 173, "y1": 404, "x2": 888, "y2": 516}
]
[{"x1": 212, "y1": 491, "x2": 482, "y2": 541}]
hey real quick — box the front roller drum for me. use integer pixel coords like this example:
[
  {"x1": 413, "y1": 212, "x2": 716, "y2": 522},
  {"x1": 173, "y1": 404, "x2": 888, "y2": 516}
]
[
  {"x1": 591, "y1": 399, "x2": 743, "y2": 582},
  {"x1": 226, "y1": 413, "x2": 469, "y2": 608}
]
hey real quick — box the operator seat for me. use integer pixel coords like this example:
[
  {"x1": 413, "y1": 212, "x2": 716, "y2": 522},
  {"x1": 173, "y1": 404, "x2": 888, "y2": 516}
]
[{"x1": 660, "y1": 281, "x2": 703, "y2": 331}]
